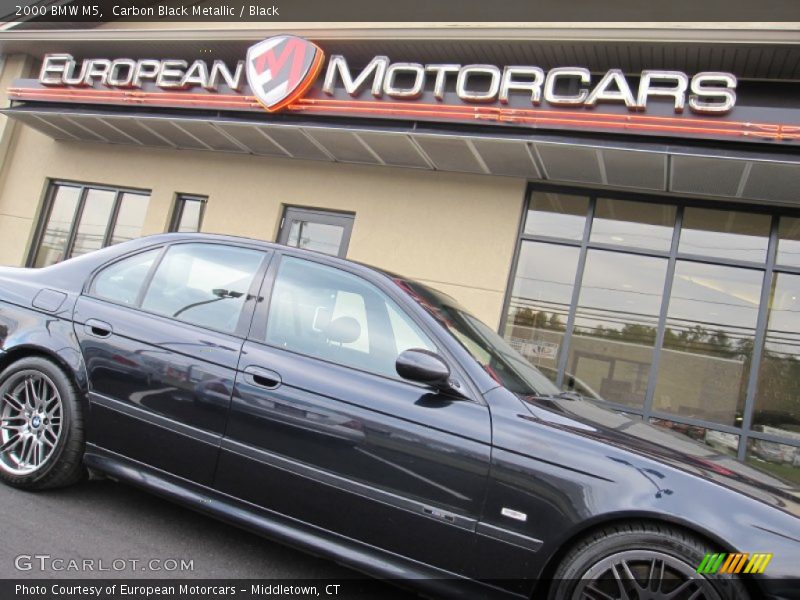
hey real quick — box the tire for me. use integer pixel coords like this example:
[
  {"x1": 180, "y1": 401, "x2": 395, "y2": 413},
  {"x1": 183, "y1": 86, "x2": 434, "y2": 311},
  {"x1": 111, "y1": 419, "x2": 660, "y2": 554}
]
[
  {"x1": 0, "y1": 356, "x2": 86, "y2": 490},
  {"x1": 548, "y1": 522, "x2": 750, "y2": 600}
]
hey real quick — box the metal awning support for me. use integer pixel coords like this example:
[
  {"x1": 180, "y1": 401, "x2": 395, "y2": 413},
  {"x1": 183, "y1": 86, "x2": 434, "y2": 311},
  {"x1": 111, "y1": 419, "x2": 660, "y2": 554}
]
[{"x1": 4, "y1": 105, "x2": 800, "y2": 207}]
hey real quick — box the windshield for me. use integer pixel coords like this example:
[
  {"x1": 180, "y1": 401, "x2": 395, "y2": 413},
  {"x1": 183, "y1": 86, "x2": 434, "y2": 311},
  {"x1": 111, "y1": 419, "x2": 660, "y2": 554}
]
[{"x1": 396, "y1": 279, "x2": 560, "y2": 396}]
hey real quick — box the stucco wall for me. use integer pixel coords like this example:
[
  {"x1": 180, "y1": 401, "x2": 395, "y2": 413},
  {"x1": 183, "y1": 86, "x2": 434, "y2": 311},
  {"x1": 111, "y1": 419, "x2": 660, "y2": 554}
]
[{"x1": 0, "y1": 123, "x2": 525, "y2": 328}]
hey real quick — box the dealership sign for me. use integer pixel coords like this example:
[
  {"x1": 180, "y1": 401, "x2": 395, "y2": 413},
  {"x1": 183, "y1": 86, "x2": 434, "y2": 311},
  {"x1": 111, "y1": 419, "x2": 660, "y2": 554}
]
[
  {"x1": 36, "y1": 37, "x2": 736, "y2": 114},
  {"x1": 9, "y1": 35, "x2": 798, "y2": 142}
]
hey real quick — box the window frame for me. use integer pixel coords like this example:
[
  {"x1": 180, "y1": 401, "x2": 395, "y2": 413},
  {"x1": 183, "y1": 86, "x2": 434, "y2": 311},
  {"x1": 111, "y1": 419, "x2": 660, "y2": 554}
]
[
  {"x1": 85, "y1": 240, "x2": 272, "y2": 339},
  {"x1": 500, "y1": 182, "x2": 800, "y2": 460},
  {"x1": 249, "y1": 250, "x2": 483, "y2": 402},
  {"x1": 277, "y1": 205, "x2": 355, "y2": 258},
  {"x1": 28, "y1": 180, "x2": 152, "y2": 268},
  {"x1": 169, "y1": 193, "x2": 207, "y2": 233}
]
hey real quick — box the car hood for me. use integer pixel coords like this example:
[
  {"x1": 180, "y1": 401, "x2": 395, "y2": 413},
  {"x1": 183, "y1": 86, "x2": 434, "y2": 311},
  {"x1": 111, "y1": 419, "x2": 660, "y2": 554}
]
[{"x1": 520, "y1": 394, "x2": 800, "y2": 517}]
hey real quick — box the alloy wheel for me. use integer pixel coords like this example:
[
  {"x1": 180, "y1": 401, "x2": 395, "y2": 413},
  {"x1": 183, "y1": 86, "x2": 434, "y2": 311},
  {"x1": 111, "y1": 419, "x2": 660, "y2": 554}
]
[
  {"x1": 0, "y1": 371, "x2": 63, "y2": 476},
  {"x1": 574, "y1": 550, "x2": 723, "y2": 600}
]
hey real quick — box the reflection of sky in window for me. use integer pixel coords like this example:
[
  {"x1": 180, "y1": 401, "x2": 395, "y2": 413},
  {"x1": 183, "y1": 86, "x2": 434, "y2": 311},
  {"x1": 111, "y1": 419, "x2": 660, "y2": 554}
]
[
  {"x1": 524, "y1": 193, "x2": 588, "y2": 240},
  {"x1": 177, "y1": 200, "x2": 203, "y2": 233},
  {"x1": 679, "y1": 208, "x2": 770, "y2": 262},
  {"x1": 510, "y1": 242, "x2": 580, "y2": 310},
  {"x1": 591, "y1": 199, "x2": 675, "y2": 252},
  {"x1": 288, "y1": 221, "x2": 344, "y2": 256},
  {"x1": 111, "y1": 193, "x2": 149, "y2": 244},
  {"x1": 667, "y1": 262, "x2": 761, "y2": 336},
  {"x1": 574, "y1": 250, "x2": 668, "y2": 333},
  {"x1": 777, "y1": 217, "x2": 800, "y2": 268},
  {"x1": 764, "y1": 273, "x2": 799, "y2": 357},
  {"x1": 71, "y1": 189, "x2": 116, "y2": 256}
]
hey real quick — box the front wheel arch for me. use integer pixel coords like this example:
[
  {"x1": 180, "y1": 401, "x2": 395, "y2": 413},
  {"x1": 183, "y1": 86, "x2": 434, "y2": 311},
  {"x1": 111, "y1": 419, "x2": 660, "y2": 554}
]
[{"x1": 531, "y1": 515, "x2": 758, "y2": 600}]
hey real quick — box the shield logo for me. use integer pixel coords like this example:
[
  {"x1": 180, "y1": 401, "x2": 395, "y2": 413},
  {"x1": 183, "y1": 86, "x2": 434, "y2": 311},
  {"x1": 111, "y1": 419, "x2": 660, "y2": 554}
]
[{"x1": 246, "y1": 35, "x2": 325, "y2": 113}]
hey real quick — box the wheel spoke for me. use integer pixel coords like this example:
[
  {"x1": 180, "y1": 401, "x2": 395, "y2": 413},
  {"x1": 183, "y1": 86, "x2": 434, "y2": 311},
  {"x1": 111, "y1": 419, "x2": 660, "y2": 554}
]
[
  {"x1": 23, "y1": 378, "x2": 37, "y2": 410},
  {"x1": 43, "y1": 428, "x2": 58, "y2": 446},
  {"x1": 648, "y1": 558, "x2": 665, "y2": 592},
  {"x1": 610, "y1": 564, "x2": 633, "y2": 600},
  {"x1": 582, "y1": 582, "x2": 617, "y2": 600},
  {"x1": 22, "y1": 435, "x2": 36, "y2": 466},
  {"x1": 620, "y1": 559, "x2": 646, "y2": 591},
  {"x1": 0, "y1": 434, "x2": 22, "y2": 454},
  {"x1": 0, "y1": 421, "x2": 26, "y2": 432},
  {"x1": 664, "y1": 579, "x2": 695, "y2": 600},
  {"x1": 687, "y1": 588, "x2": 704, "y2": 600},
  {"x1": 2, "y1": 392, "x2": 24, "y2": 412}
]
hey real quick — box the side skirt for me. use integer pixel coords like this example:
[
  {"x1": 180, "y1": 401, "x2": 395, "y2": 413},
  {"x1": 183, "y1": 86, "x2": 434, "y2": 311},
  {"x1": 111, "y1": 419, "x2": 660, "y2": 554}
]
[{"x1": 84, "y1": 445, "x2": 524, "y2": 600}]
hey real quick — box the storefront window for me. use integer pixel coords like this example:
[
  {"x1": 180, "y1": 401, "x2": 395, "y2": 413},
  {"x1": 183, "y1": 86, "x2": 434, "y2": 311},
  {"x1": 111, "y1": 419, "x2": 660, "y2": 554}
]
[
  {"x1": 776, "y1": 217, "x2": 800, "y2": 268},
  {"x1": 111, "y1": 192, "x2": 151, "y2": 245},
  {"x1": 32, "y1": 185, "x2": 81, "y2": 268},
  {"x1": 30, "y1": 182, "x2": 151, "y2": 267},
  {"x1": 652, "y1": 262, "x2": 762, "y2": 426},
  {"x1": 523, "y1": 192, "x2": 588, "y2": 240},
  {"x1": 745, "y1": 439, "x2": 800, "y2": 485},
  {"x1": 70, "y1": 189, "x2": 116, "y2": 258},
  {"x1": 752, "y1": 273, "x2": 800, "y2": 439},
  {"x1": 679, "y1": 207, "x2": 770, "y2": 262},
  {"x1": 503, "y1": 241, "x2": 580, "y2": 376},
  {"x1": 590, "y1": 198, "x2": 675, "y2": 252},
  {"x1": 568, "y1": 251, "x2": 667, "y2": 408}
]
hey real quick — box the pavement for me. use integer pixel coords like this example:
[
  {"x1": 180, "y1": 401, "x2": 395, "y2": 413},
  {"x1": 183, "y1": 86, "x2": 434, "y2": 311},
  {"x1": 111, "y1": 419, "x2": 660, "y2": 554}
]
[{"x1": 0, "y1": 477, "x2": 412, "y2": 596}]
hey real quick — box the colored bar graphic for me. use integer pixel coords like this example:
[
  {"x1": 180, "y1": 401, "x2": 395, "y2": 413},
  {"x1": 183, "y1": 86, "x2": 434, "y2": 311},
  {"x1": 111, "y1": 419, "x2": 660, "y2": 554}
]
[{"x1": 698, "y1": 552, "x2": 773, "y2": 574}]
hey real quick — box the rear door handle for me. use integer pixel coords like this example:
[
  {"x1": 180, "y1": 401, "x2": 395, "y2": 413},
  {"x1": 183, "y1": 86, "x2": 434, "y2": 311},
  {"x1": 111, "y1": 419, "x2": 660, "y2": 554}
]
[
  {"x1": 243, "y1": 366, "x2": 282, "y2": 389},
  {"x1": 84, "y1": 318, "x2": 113, "y2": 338}
]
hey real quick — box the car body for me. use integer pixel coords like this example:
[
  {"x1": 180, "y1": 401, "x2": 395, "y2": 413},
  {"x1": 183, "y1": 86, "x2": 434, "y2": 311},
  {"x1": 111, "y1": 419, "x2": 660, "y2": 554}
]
[{"x1": 0, "y1": 233, "x2": 798, "y2": 600}]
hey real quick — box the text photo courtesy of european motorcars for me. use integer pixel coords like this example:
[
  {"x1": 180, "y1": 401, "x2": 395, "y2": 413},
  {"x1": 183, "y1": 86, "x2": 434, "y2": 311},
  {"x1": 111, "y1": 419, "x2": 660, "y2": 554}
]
[{"x1": 0, "y1": 233, "x2": 798, "y2": 599}]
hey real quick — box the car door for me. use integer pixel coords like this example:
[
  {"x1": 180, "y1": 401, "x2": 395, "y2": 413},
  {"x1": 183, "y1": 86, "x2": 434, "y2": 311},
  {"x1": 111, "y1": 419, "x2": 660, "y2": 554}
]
[
  {"x1": 215, "y1": 253, "x2": 492, "y2": 574},
  {"x1": 73, "y1": 241, "x2": 270, "y2": 485}
]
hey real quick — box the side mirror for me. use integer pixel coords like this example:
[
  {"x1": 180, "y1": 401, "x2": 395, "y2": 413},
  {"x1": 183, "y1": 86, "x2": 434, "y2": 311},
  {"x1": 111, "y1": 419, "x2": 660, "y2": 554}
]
[{"x1": 396, "y1": 349, "x2": 451, "y2": 391}]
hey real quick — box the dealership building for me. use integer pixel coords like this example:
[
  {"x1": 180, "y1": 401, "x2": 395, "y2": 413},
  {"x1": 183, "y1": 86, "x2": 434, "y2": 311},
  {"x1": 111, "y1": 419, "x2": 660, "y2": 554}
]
[{"x1": 0, "y1": 21, "x2": 798, "y2": 480}]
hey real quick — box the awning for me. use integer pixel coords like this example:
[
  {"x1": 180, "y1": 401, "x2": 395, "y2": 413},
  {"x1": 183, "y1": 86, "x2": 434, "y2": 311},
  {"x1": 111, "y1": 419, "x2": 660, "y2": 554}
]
[{"x1": 4, "y1": 105, "x2": 800, "y2": 207}]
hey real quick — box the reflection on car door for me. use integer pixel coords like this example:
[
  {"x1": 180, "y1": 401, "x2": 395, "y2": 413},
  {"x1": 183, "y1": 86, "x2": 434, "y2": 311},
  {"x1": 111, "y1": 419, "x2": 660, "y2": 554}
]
[
  {"x1": 215, "y1": 255, "x2": 491, "y2": 574},
  {"x1": 74, "y1": 242, "x2": 270, "y2": 485}
]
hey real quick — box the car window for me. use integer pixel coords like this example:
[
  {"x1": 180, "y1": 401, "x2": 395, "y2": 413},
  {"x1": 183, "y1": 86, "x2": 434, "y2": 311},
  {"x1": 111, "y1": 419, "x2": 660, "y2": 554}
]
[
  {"x1": 265, "y1": 256, "x2": 436, "y2": 379},
  {"x1": 141, "y1": 243, "x2": 265, "y2": 333},
  {"x1": 91, "y1": 248, "x2": 160, "y2": 306}
]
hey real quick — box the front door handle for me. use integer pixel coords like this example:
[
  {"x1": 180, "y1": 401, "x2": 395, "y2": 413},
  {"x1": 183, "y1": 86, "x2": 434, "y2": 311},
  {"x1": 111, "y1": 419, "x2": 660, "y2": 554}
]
[
  {"x1": 243, "y1": 366, "x2": 282, "y2": 390},
  {"x1": 84, "y1": 318, "x2": 113, "y2": 338}
]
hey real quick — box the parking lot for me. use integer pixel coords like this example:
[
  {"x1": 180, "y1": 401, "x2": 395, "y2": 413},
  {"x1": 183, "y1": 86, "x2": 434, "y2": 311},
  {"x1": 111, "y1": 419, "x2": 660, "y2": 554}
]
[{"x1": 0, "y1": 477, "x2": 411, "y2": 596}]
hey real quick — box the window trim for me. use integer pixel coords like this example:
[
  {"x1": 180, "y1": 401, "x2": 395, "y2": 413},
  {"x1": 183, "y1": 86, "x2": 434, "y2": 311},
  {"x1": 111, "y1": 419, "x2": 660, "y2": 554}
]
[
  {"x1": 169, "y1": 193, "x2": 207, "y2": 233},
  {"x1": 277, "y1": 205, "x2": 355, "y2": 259},
  {"x1": 28, "y1": 179, "x2": 151, "y2": 268}
]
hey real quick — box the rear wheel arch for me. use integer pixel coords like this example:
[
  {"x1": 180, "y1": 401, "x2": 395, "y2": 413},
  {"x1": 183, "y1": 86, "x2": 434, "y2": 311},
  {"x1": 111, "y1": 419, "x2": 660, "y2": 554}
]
[
  {"x1": 532, "y1": 514, "x2": 757, "y2": 599},
  {"x1": 0, "y1": 345, "x2": 87, "y2": 400}
]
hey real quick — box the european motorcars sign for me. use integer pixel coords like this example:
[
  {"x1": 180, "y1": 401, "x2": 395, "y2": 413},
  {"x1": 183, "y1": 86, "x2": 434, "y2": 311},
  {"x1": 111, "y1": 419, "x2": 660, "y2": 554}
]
[{"x1": 9, "y1": 35, "x2": 799, "y2": 143}]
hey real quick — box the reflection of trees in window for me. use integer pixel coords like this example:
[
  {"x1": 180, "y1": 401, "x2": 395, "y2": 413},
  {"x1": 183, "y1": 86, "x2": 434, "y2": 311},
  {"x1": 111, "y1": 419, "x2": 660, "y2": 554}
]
[
  {"x1": 661, "y1": 325, "x2": 752, "y2": 360},
  {"x1": 511, "y1": 307, "x2": 565, "y2": 331}
]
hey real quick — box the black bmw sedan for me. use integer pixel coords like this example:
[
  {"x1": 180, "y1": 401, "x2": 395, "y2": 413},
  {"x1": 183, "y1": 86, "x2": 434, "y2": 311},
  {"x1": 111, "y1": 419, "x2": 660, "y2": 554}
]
[{"x1": 0, "y1": 233, "x2": 798, "y2": 600}]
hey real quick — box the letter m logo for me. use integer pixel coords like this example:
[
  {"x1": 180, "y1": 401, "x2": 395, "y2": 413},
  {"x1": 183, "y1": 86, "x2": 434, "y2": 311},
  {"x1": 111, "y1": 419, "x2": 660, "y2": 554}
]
[{"x1": 246, "y1": 35, "x2": 324, "y2": 112}]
